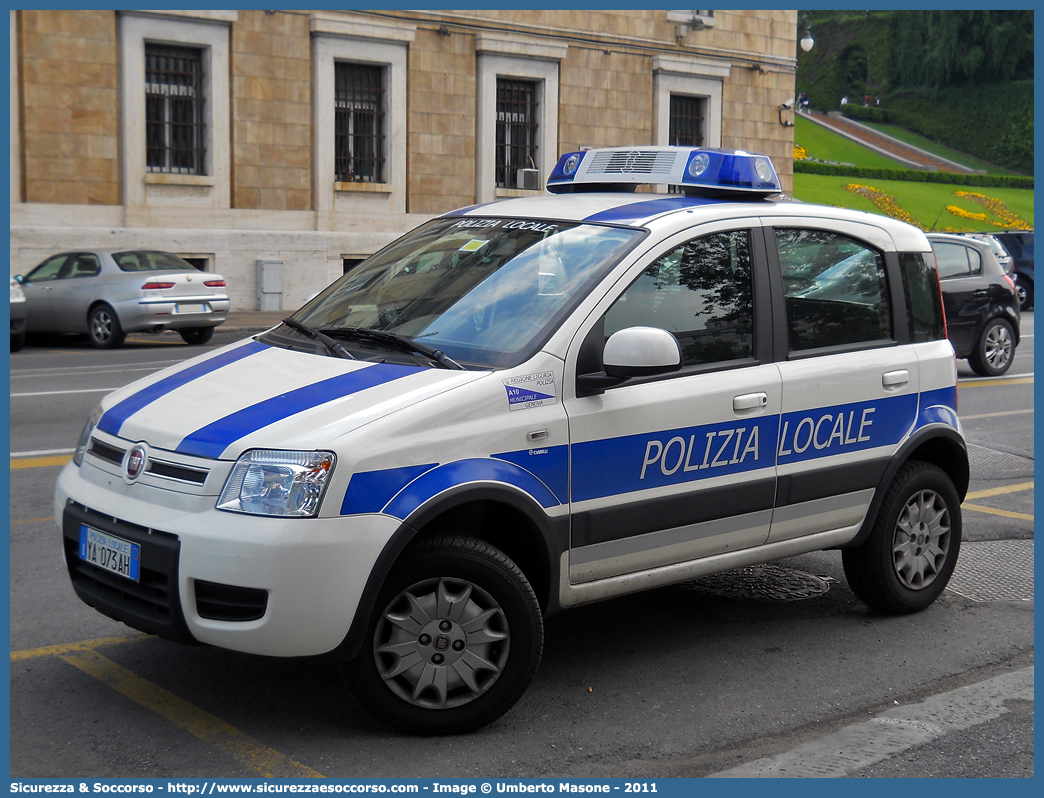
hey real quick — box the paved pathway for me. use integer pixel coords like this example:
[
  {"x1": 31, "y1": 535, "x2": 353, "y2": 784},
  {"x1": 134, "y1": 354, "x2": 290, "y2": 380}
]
[{"x1": 804, "y1": 110, "x2": 972, "y2": 173}]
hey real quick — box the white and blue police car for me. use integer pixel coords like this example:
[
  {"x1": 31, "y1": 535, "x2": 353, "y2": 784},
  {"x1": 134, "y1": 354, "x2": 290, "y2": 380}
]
[{"x1": 57, "y1": 146, "x2": 968, "y2": 734}]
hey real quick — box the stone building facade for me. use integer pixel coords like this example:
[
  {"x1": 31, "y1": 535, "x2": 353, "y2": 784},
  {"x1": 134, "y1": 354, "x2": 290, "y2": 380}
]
[{"x1": 10, "y1": 9, "x2": 799, "y2": 310}]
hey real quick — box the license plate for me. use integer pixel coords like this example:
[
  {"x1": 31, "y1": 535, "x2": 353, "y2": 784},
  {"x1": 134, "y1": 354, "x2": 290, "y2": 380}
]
[
  {"x1": 78, "y1": 524, "x2": 141, "y2": 582},
  {"x1": 174, "y1": 303, "x2": 207, "y2": 314}
]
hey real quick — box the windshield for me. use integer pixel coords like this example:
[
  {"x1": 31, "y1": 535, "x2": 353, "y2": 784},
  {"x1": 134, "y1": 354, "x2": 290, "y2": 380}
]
[{"x1": 290, "y1": 217, "x2": 643, "y2": 368}]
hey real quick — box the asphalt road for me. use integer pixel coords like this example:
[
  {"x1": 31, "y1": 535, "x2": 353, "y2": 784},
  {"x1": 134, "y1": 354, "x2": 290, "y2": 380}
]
[{"x1": 7, "y1": 317, "x2": 1034, "y2": 779}]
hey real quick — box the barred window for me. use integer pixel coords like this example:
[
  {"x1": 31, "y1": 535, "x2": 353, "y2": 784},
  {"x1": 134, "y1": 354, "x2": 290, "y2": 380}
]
[
  {"x1": 145, "y1": 44, "x2": 205, "y2": 175},
  {"x1": 496, "y1": 79, "x2": 539, "y2": 189},
  {"x1": 335, "y1": 62, "x2": 384, "y2": 183},
  {"x1": 669, "y1": 94, "x2": 705, "y2": 147}
]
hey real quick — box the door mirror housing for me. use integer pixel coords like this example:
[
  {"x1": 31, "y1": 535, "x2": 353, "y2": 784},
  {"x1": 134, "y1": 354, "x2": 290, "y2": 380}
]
[
  {"x1": 14, "y1": 274, "x2": 24, "y2": 284},
  {"x1": 603, "y1": 326, "x2": 682, "y2": 378}
]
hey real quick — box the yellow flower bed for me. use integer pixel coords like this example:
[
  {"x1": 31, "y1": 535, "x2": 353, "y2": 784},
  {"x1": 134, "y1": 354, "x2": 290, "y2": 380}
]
[
  {"x1": 843, "y1": 184, "x2": 923, "y2": 229},
  {"x1": 953, "y1": 191, "x2": 1029, "y2": 229},
  {"x1": 793, "y1": 145, "x2": 808, "y2": 161}
]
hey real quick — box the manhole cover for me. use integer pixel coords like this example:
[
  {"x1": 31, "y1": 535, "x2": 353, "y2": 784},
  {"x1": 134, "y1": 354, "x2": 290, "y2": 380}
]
[
  {"x1": 947, "y1": 539, "x2": 1034, "y2": 602},
  {"x1": 681, "y1": 564, "x2": 836, "y2": 602},
  {"x1": 967, "y1": 444, "x2": 1034, "y2": 480}
]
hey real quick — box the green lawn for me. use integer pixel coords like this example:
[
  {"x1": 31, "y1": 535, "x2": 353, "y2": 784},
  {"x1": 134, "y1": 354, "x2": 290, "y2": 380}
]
[
  {"x1": 792, "y1": 173, "x2": 1034, "y2": 232},
  {"x1": 794, "y1": 115, "x2": 902, "y2": 169}
]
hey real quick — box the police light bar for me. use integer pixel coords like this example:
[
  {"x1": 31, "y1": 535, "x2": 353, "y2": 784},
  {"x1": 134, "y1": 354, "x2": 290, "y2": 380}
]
[{"x1": 546, "y1": 146, "x2": 781, "y2": 196}]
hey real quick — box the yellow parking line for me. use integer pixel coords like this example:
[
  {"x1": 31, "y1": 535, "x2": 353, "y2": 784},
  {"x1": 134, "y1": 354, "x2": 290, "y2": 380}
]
[
  {"x1": 965, "y1": 481, "x2": 1034, "y2": 500},
  {"x1": 11, "y1": 634, "x2": 148, "y2": 662},
  {"x1": 961, "y1": 503, "x2": 1033, "y2": 522},
  {"x1": 11, "y1": 455, "x2": 71, "y2": 470},
  {"x1": 12, "y1": 516, "x2": 55, "y2": 525},
  {"x1": 59, "y1": 649, "x2": 325, "y2": 778},
  {"x1": 959, "y1": 377, "x2": 1034, "y2": 388},
  {"x1": 960, "y1": 409, "x2": 1034, "y2": 420}
]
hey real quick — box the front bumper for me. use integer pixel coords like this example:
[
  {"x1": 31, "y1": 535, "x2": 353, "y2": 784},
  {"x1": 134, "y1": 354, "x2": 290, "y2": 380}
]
[{"x1": 56, "y1": 460, "x2": 401, "y2": 657}]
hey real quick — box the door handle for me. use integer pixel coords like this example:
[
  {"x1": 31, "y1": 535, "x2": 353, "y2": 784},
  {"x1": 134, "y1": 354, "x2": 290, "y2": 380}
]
[
  {"x1": 733, "y1": 392, "x2": 768, "y2": 412},
  {"x1": 882, "y1": 370, "x2": 909, "y2": 388}
]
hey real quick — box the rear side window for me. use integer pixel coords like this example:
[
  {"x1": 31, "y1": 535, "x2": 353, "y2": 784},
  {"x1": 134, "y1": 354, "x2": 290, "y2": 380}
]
[
  {"x1": 900, "y1": 252, "x2": 946, "y2": 342},
  {"x1": 775, "y1": 229, "x2": 892, "y2": 352},
  {"x1": 932, "y1": 242, "x2": 981, "y2": 278}
]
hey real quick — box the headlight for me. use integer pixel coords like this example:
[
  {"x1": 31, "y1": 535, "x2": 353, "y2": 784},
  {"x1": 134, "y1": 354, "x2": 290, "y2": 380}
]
[
  {"x1": 217, "y1": 450, "x2": 336, "y2": 517},
  {"x1": 73, "y1": 405, "x2": 104, "y2": 466}
]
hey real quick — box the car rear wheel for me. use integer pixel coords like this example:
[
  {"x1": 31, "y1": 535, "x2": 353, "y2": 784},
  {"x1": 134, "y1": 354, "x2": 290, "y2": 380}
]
[
  {"x1": 87, "y1": 304, "x2": 126, "y2": 349},
  {"x1": 842, "y1": 461, "x2": 961, "y2": 614},
  {"x1": 11, "y1": 330, "x2": 25, "y2": 352},
  {"x1": 179, "y1": 327, "x2": 214, "y2": 345},
  {"x1": 342, "y1": 536, "x2": 543, "y2": 735},
  {"x1": 1015, "y1": 276, "x2": 1033, "y2": 311},
  {"x1": 968, "y1": 318, "x2": 1015, "y2": 377}
]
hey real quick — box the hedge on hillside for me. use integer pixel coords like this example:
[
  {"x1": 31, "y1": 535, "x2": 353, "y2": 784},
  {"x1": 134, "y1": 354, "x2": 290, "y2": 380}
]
[
  {"x1": 841, "y1": 104, "x2": 895, "y2": 124},
  {"x1": 793, "y1": 161, "x2": 1033, "y2": 189}
]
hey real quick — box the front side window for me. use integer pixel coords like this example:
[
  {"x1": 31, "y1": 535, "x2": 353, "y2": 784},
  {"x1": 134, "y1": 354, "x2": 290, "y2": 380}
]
[
  {"x1": 145, "y1": 44, "x2": 205, "y2": 174},
  {"x1": 900, "y1": 252, "x2": 946, "y2": 343},
  {"x1": 776, "y1": 228, "x2": 892, "y2": 352},
  {"x1": 496, "y1": 79, "x2": 539, "y2": 189},
  {"x1": 291, "y1": 218, "x2": 643, "y2": 369},
  {"x1": 335, "y1": 62, "x2": 384, "y2": 183},
  {"x1": 25, "y1": 254, "x2": 70, "y2": 283},
  {"x1": 605, "y1": 230, "x2": 754, "y2": 368}
]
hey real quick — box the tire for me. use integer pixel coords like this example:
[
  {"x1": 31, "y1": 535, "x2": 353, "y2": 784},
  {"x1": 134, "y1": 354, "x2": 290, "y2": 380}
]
[
  {"x1": 842, "y1": 461, "x2": 962, "y2": 614},
  {"x1": 968, "y1": 317, "x2": 1015, "y2": 377},
  {"x1": 10, "y1": 331, "x2": 25, "y2": 352},
  {"x1": 179, "y1": 327, "x2": 215, "y2": 345},
  {"x1": 1015, "y1": 276, "x2": 1033, "y2": 311},
  {"x1": 87, "y1": 304, "x2": 125, "y2": 349},
  {"x1": 342, "y1": 536, "x2": 543, "y2": 735}
]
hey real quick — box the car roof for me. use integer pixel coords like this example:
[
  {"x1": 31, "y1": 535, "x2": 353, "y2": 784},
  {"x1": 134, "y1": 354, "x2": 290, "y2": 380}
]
[{"x1": 448, "y1": 191, "x2": 931, "y2": 251}]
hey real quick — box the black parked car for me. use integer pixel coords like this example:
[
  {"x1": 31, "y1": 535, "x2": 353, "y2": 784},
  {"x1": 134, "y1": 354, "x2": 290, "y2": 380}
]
[
  {"x1": 928, "y1": 233, "x2": 1020, "y2": 377},
  {"x1": 993, "y1": 231, "x2": 1034, "y2": 310}
]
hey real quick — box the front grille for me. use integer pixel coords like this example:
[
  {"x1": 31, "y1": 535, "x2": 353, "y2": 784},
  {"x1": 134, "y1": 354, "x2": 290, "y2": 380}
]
[
  {"x1": 194, "y1": 580, "x2": 269, "y2": 622},
  {"x1": 147, "y1": 459, "x2": 209, "y2": 485},
  {"x1": 587, "y1": 149, "x2": 679, "y2": 177},
  {"x1": 89, "y1": 439, "x2": 125, "y2": 465},
  {"x1": 62, "y1": 502, "x2": 194, "y2": 643}
]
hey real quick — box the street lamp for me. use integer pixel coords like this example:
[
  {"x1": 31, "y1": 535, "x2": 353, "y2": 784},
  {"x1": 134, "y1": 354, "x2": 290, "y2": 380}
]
[{"x1": 799, "y1": 12, "x2": 814, "y2": 52}]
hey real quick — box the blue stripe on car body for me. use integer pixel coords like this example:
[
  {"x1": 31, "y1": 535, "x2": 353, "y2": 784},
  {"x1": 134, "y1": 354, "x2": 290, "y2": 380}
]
[
  {"x1": 582, "y1": 195, "x2": 722, "y2": 225},
  {"x1": 176, "y1": 362, "x2": 421, "y2": 459},
  {"x1": 381, "y1": 458, "x2": 561, "y2": 520},
  {"x1": 97, "y1": 340, "x2": 269, "y2": 437},
  {"x1": 341, "y1": 463, "x2": 438, "y2": 515}
]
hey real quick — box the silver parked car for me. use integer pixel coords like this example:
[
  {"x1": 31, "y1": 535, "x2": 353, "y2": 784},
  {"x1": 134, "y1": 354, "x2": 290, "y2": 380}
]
[
  {"x1": 10, "y1": 277, "x2": 27, "y2": 351},
  {"x1": 14, "y1": 249, "x2": 230, "y2": 348}
]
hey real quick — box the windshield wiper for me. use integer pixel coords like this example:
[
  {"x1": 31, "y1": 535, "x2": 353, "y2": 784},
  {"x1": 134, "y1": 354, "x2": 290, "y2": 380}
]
[
  {"x1": 320, "y1": 326, "x2": 466, "y2": 370},
  {"x1": 282, "y1": 317, "x2": 356, "y2": 360}
]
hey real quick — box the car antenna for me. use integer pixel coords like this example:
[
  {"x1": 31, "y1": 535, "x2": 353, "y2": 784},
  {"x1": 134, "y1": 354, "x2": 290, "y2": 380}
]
[{"x1": 928, "y1": 205, "x2": 946, "y2": 232}]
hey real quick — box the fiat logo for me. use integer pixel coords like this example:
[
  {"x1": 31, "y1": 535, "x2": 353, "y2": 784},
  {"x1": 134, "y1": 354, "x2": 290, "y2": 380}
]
[{"x1": 124, "y1": 444, "x2": 147, "y2": 482}]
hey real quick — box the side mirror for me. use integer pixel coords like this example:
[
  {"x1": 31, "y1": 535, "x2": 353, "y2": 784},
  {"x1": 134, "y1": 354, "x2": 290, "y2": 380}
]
[
  {"x1": 576, "y1": 326, "x2": 681, "y2": 395},
  {"x1": 14, "y1": 274, "x2": 24, "y2": 284},
  {"x1": 603, "y1": 326, "x2": 682, "y2": 378}
]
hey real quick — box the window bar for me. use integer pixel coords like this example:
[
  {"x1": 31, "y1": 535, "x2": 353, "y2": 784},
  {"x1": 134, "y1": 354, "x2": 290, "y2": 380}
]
[
  {"x1": 335, "y1": 63, "x2": 384, "y2": 183},
  {"x1": 145, "y1": 45, "x2": 205, "y2": 175},
  {"x1": 496, "y1": 79, "x2": 538, "y2": 189}
]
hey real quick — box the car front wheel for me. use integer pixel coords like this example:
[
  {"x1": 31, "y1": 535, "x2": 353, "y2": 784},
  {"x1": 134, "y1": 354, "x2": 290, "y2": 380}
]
[
  {"x1": 968, "y1": 318, "x2": 1015, "y2": 377},
  {"x1": 87, "y1": 304, "x2": 126, "y2": 349},
  {"x1": 342, "y1": 536, "x2": 543, "y2": 735},
  {"x1": 843, "y1": 461, "x2": 961, "y2": 614}
]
